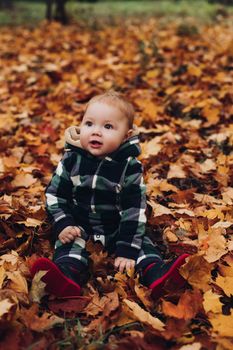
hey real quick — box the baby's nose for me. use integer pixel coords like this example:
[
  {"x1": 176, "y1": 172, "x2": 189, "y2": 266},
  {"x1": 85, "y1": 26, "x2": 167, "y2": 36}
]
[{"x1": 92, "y1": 126, "x2": 101, "y2": 135}]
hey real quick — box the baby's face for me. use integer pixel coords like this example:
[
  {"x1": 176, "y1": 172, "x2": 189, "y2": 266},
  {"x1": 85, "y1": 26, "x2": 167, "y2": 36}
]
[{"x1": 80, "y1": 102, "x2": 131, "y2": 158}]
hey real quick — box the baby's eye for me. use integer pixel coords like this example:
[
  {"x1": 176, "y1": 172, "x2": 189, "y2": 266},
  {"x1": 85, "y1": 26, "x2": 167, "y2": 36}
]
[
  {"x1": 85, "y1": 121, "x2": 93, "y2": 127},
  {"x1": 104, "y1": 123, "x2": 113, "y2": 129}
]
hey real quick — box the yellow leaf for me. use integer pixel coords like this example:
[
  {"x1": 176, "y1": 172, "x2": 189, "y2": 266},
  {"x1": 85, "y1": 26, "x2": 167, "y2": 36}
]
[
  {"x1": 145, "y1": 178, "x2": 178, "y2": 197},
  {"x1": 134, "y1": 283, "x2": 153, "y2": 311},
  {"x1": 215, "y1": 275, "x2": 233, "y2": 297},
  {"x1": 7, "y1": 271, "x2": 28, "y2": 294},
  {"x1": 218, "y1": 256, "x2": 233, "y2": 277},
  {"x1": 202, "y1": 208, "x2": 225, "y2": 220},
  {"x1": 215, "y1": 71, "x2": 230, "y2": 83},
  {"x1": 165, "y1": 86, "x2": 179, "y2": 95},
  {"x1": 17, "y1": 218, "x2": 42, "y2": 227},
  {"x1": 212, "y1": 221, "x2": 233, "y2": 229},
  {"x1": 145, "y1": 69, "x2": 159, "y2": 79},
  {"x1": 3, "y1": 155, "x2": 20, "y2": 168},
  {"x1": 30, "y1": 270, "x2": 48, "y2": 303},
  {"x1": 203, "y1": 290, "x2": 223, "y2": 314},
  {"x1": 167, "y1": 164, "x2": 186, "y2": 179},
  {"x1": 215, "y1": 337, "x2": 233, "y2": 350},
  {"x1": 164, "y1": 228, "x2": 178, "y2": 243},
  {"x1": 194, "y1": 193, "x2": 223, "y2": 205},
  {"x1": 179, "y1": 343, "x2": 202, "y2": 350},
  {"x1": 0, "y1": 299, "x2": 14, "y2": 319},
  {"x1": 188, "y1": 65, "x2": 202, "y2": 77},
  {"x1": 0, "y1": 158, "x2": 5, "y2": 172},
  {"x1": 203, "y1": 106, "x2": 220, "y2": 125},
  {"x1": 0, "y1": 266, "x2": 6, "y2": 288},
  {"x1": 11, "y1": 173, "x2": 37, "y2": 188},
  {"x1": 141, "y1": 138, "x2": 162, "y2": 158},
  {"x1": 199, "y1": 159, "x2": 216, "y2": 173},
  {"x1": 122, "y1": 299, "x2": 165, "y2": 332},
  {"x1": 0, "y1": 251, "x2": 19, "y2": 266},
  {"x1": 148, "y1": 201, "x2": 173, "y2": 217},
  {"x1": 174, "y1": 208, "x2": 195, "y2": 217},
  {"x1": 209, "y1": 311, "x2": 233, "y2": 337},
  {"x1": 158, "y1": 179, "x2": 178, "y2": 193},
  {"x1": 222, "y1": 187, "x2": 233, "y2": 205}
]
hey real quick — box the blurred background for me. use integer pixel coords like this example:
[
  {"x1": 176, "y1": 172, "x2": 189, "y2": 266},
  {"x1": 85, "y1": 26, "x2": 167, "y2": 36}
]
[{"x1": 0, "y1": 0, "x2": 232, "y2": 26}]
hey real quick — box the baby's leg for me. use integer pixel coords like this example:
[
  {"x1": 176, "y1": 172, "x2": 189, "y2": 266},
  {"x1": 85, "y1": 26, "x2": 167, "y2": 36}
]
[
  {"x1": 136, "y1": 236, "x2": 189, "y2": 299},
  {"x1": 53, "y1": 235, "x2": 90, "y2": 286},
  {"x1": 31, "y1": 235, "x2": 90, "y2": 298}
]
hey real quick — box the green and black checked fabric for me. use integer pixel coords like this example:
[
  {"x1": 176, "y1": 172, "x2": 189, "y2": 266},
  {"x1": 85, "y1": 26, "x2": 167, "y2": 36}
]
[{"x1": 46, "y1": 133, "x2": 147, "y2": 260}]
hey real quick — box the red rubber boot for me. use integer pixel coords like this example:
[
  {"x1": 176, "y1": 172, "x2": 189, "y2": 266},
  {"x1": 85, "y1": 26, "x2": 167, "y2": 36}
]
[
  {"x1": 143, "y1": 254, "x2": 190, "y2": 299},
  {"x1": 31, "y1": 257, "x2": 81, "y2": 298}
]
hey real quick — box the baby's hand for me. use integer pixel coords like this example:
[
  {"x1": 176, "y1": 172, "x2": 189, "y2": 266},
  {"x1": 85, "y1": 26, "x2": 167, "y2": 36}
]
[
  {"x1": 58, "y1": 226, "x2": 81, "y2": 244},
  {"x1": 114, "y1": 257, "x2": 135, "y2": 273}
]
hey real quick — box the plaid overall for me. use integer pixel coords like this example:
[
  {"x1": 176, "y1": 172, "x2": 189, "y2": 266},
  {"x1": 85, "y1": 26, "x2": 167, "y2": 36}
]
[{"x1": 46, "y1": 128, "x2": 162, "y2": 280}]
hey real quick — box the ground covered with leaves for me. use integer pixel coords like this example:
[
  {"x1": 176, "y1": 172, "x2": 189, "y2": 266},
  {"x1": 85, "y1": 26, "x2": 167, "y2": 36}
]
[{"x1": 0, "y1": 16, "x2": 232, "y2": 350}]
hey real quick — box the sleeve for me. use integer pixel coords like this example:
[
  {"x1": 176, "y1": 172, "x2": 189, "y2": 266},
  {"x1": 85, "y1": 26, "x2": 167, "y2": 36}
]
[
  {"x1": 45, "y1": 151, "x2": 76, "y2": 238},
  {"x1": 115, "y1": 158, "x2": 147, "y2": 260}
]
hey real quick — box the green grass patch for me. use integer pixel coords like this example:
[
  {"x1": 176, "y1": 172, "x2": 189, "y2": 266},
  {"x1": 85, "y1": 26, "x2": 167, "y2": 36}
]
[{"x1": 0, "y1": 0, "x2": 232, "y2": 26}]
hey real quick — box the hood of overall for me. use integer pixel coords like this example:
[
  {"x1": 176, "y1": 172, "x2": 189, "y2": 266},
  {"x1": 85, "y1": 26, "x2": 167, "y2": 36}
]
[{"x1": 64, "y1": 125, "x2": 141, "y2": 162}]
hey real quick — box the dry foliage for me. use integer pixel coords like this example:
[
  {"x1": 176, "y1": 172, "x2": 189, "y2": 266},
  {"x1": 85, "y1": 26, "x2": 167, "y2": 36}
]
[{"x1": 0, "y1": 17, "x2": 232, "y2": 349}]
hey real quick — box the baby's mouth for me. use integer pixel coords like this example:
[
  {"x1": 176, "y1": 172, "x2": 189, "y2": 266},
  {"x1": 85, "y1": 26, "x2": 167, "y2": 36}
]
[{"x1": 90, "y1": 140, "x2": 102, "y2": 148}]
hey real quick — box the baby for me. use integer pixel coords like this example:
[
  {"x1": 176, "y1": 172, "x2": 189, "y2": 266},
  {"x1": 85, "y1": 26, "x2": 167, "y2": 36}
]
[{"x1": 32, "y1": 90, "x2": 189, "y2": 298}]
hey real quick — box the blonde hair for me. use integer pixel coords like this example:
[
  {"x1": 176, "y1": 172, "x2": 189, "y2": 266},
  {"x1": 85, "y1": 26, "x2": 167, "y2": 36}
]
[{"x1": 85, "y1": 90, "x2": 135, "y2": 128}]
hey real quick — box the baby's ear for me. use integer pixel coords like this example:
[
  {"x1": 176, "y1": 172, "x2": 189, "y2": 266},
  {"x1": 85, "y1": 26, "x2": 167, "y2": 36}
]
[{"x1": 126, "y1": 129, "x2": 133, "y2": 139}]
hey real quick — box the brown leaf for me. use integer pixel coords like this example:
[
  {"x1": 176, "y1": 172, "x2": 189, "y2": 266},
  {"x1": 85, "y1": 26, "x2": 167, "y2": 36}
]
[
  {"x1": 83, "y1": 291, "x2": 120, "y2": 333},
  {"x1": 48, "y1": 296, "x2": 90, "y2": 314},
  {"x1": 179, "y1": 254, "x2": 212, "y2": 292},
  {"x1": 6, "y1": 271, "x2": 28, "y2": 294},
  {"x1": 163, "y1": 318, "x2": 188, "y2": 340},
  {"x1": 122, "y1": 299, "x2": 165, "y2": 332},
  {"x1": 134, "y1": 282, "x2": 154, "y2": 311},
  {"x1": 11, "y1": 173, "x2": 37, "y2": 188},
  {"x1": 162, "y1": 289, "x2": 203, "y2": 320},
  {"x1": 21, "y1": 304, "x2": 64, "y2": 332}
]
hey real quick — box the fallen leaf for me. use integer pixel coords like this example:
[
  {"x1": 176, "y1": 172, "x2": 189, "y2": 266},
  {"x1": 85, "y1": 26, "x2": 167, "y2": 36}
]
[
  {"x1": 122, "y1": 299, "x2": 165, "y2": 332},
  {"x1": 209, "y1": 311, "x2": 233, "y2": 337},
  {"x1": 48, "y1": 296, "x2": 90, "y2": 314},
  {"x1": 21, "y1": 304, "x2": 64, "y2": 332},
  {"x1": 162, "y1": 289, "x2": 203, "y2": 320},
  {"x1": 0, "y1": 299, "x2": 15, "y2": 319},
  {"x1": 11, "y1": 173, "x2": 37, "y2": 188},
  {"x1": 17, "y1": 218, "x2": 42, "y2": 227},
  {"x1": 30, "y1": 270, "x2": 48, "y2": 303},
  {"x1": 6, "y1": 271, "x2": 28, "y2": 294},
  {"x1": 0, "y1": 266, "x2": 6, "y2": 288},
  {"x1": 179, "y1": 254, "x2": 212, "y2": 292},
  {"x1": 134, "y1": 283, "x2": 153, "y2": 311},
  {"x1": 203, "y1": 289, "x2": 223, "y2": 314},
  {"x1": 178, "y1": 343, "x2": 202, "y2": 350},
  {"x1": 167, "y1": 164, "x2": 186, "y2": 179},
  {"x1": 215, "y1": 275, "x2": 233, "y2": 298}
]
